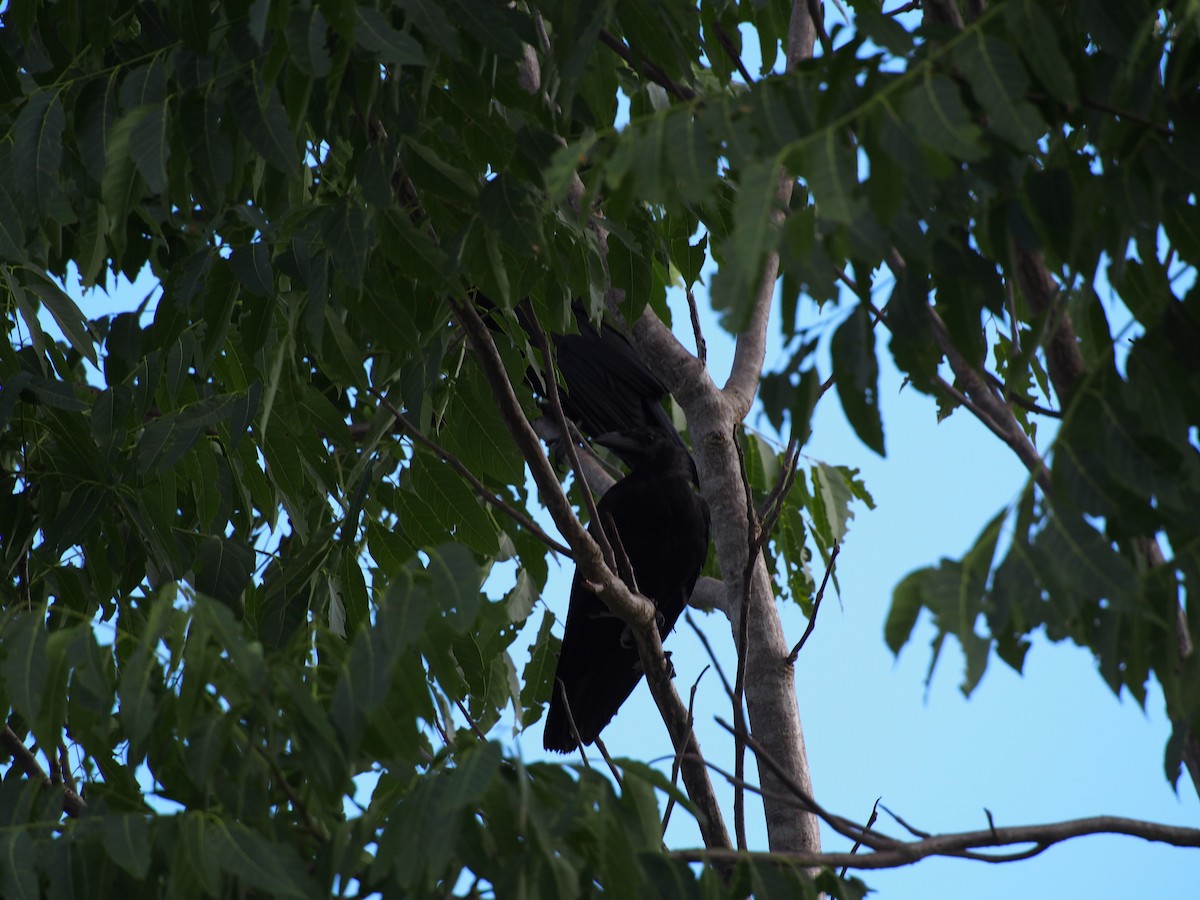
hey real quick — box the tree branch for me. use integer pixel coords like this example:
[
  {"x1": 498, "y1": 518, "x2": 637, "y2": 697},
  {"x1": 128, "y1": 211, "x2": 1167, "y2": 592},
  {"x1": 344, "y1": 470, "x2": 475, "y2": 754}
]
[
  {"x1": 723, "y1": 166, "x2": 796, "y2": 420},
  {"x1": 449, "y1": 294, "x2": 732, "y2": 851},
  {"x1": 521, "y1": 304, "x2": 616, "y2": 572},
  {"x1": 597, "y1": 30, "x2": 696, "y2": 102},
  {"x1": 786, "y1": 543, "x2": 839, "y2": 664},
  {"x1": 2, "y1": 725, "x2": 86, "y2": 817},
  {"x1": 673, "y1": 814, "x2": 1200, "y2": 870},
  {"x1": 923, "y1": 304, "x2": 1052, "y2": 495}
]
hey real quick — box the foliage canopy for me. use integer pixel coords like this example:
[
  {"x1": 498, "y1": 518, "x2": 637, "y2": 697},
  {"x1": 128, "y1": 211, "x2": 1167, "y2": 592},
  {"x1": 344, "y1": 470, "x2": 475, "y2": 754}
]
[{"x1": 1, "y1": 0, "x2": 1198, "y2": 896}]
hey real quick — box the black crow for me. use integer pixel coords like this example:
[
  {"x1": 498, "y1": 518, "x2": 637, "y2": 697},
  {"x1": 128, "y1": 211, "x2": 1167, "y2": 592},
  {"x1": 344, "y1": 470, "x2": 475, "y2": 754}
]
[{"x1": 543, "y1": 428, "x2": 709, "y2": 752}]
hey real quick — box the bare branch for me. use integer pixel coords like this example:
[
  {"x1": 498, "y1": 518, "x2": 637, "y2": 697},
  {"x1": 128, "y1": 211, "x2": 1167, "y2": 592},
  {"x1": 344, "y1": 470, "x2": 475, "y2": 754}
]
[
  {"x1": 1011, "y1": 246, "x2": 1086, "y2": 407},
  {"x1": 253, "y1": 745, "x2": 325, "y2": 843},
  {"x1": 711, "y1": 21, "x2": 755, "y2": 84},
  {"x1": 663, "y1": 666, "x2": 709, "y2": 836},
  {"x1": 2, "y1": 725, "x2": 86, "y2": 817},
  {"x1": 881, "y1": 803, "x2": 932, "y2": 839},
  {"x1": 923, "y1": 305, "x2": 1052, "y2": 495},
  {"x1": 690, "y1": 576, "x2": 731, "y2": 617},
  {"x1": 598, "y1": 30, "x2": 696, "y2": 102},
  {"x1": 594, "y1": 736, "x2": 625, "y2": 790},
  {"x1": 673, "y1": 814, "x2": 1200, "y2": 870},
  {"x1": 806, "y1": 0, "x2": 833, "y2": 57},
  {"x1": 842, "y1": 799, "x2": 881, "y2": 877},
  {"x1": 786, "y1": 543, "x2": 840, "y2": 664},
  {"x1": 686, "y1": 612, "x2": 737, "y2": 704},
  {"x1": 982, "y1": 369, "x2": 1062, "y2": 419},
  {"x1": 686, "y1": 286, "x2": 708, "y2": 368},
  {"x1": 454, "y1": 698, "x2": 489, "y2": 742},
  {"x1": 755, "y1": 437, "x2": 801, "y2": 543},
  {"x1": 556, "y1": 680, "x2": 591, "y2": 770},
  {"x1": 714, "y1": 717, "x2": 895, "y2": 850}
]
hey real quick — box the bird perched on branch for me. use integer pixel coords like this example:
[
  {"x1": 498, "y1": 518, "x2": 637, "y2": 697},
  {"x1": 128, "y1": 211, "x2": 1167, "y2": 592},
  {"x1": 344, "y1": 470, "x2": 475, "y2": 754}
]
[
  {"x1": 543, "y1": 428, "x2": 710, "y2": 753},
  {"x1": 475, "y1": 295, "x2": 695, "y2": 479}
]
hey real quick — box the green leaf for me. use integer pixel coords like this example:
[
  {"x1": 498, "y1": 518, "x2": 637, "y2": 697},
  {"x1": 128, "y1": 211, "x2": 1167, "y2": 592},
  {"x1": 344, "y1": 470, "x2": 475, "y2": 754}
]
[
  {"x1": 887, "y1": 572, "x2": 924, "y2": 654},
  {"x1": 904, "y1": 73, "x2": 986, "y2": 161},
  {"x1": 440, "y1": 365, "x2": 527, "y2": 486},
  {"x1": 802, "y1": 129, "x2": 860, "y2": 225},
  {"x1": 0, "y1": 831, "x2": 38, "y2": 900},
  {"x1": 289, "y1": 6, "x2": 332, "y2": 77},
  {"x1": 229, "y1": 78, "x2": 298, "y2": 173},
  {"x1": 27, "y1": 276, "x2": 100, "y2": 366},
  {"x1": 1164, "y1": 203, "x2": 1200, "y2": 267},
  {"x1": 0, "y1": 183, "x2": 26, "y2": 261},
  {"x1": 396, "y1": 0, "x2": 461, "y2": 58},
  {"x1": 356, "y1": 7, "x2": 428, "y2": 66},
  {"x1": 809, "y1": 462, "x2": 860, "y2": 547},
  {"x1": 1010, "y1": 0, "x2": 1079, "y2": 106},
  {"x1": 229, "y1": 243, "x2": 274, "y2": 296},
  {"x1": 211, "y1": 821, "x2": 318, "y2": 899},
  {"x1": 137, "y1": 394, "x2": 241, "y2": 474},
  {"x1": 831, "y1": 304, "x2": 885, "y2": 456},
  {"x1": 957, "y1": 33, "x2": 1043, "y2": 150},
  {"x1": 129, "y1": 101, "x2": 169, "y2": 193},
  {"x1": 12, "y1": 88, "x2": 67, "y2": 219},
  {"x1": 520, "y1": 610, "x2": 558, "y2": 724},
  {"x1": 194, "y1": 536, "x2": 256, "y2": 607},
  {"x1": 711, "y1": 158, "x2": 782, "y2": 331},
  {"x1": 1, "y1": 616, "x2": 50, "y2": 744},
  {"x1": 440, "y1": 0, "x2": 525, "y2": 59},
  {"x1": 416, "y1": 459, "x2": 498, "y2": 554},
  {"x1": 103, "y1": 814, "x2": 151, "y2": 879}
]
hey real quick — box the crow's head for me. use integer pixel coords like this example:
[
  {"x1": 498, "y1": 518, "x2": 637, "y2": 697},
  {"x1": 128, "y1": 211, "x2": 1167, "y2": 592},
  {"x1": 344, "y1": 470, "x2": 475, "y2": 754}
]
[{"x1": 595, "y1": 428, "x2": 697, "y2": 482}]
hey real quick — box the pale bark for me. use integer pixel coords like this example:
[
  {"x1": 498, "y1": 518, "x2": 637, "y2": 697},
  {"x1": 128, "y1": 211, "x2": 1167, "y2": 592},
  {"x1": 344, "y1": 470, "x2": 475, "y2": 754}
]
[{"x1": 630, "y1": 0, "x2": 822, "y2": 856}]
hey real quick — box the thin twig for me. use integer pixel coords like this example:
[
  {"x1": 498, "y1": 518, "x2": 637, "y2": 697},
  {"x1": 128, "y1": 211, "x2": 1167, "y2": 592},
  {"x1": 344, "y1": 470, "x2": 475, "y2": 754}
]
[
  {"x1": 663, "y1": 665, "x2": 709, "y2": 836},
  {"x1": 712, "y1": 21, "x2": 755, "y2": 84},
  {"x1": 594, "y1": 736, "x2": 625, "y2": 789},
  {"x1": 454, "y1": 698, "x2": 489, "y2": 742},
  {"x1": 686, "y1": 286, "x2": 708, "y2": 367},
  {"x1": 598, "y1": 30, "x2": 696, "y2": 102},
  {"x1": 556, "y1": 680, "x2": 591, "y2": 770},
  {"x1": 806, "y1": 0, "x2": 833, "y2": 56},
  {"x1": 754, "y1": 437, "x2": 801, "y2": 549},
  {"x1": 58, "y1": 744, "x2": 78, "y2": 797},
  {"x1": 981, "y1": 370, "x2": 1062, "y2": 418},
  {"x1": 673, "y1": 812, "x2": 1200, "y2": 870},
  {"x1": 841, "y1": 798, "x2": 881, "y2": 877},
  {"x1": 713, "y1": 717, "x2": 893, "y2": 849},
  {"x1": 686, "y1": 612, "x2": 736, "y2": 703},
  {"x1": 880, "y1": 803, "x2": 931, "y2": 839},
  {"x1": 253, "y1": 744, "x2": 325, "y2": 843},
  {"x1": 787, "y1": 543, "x2": 840, "y2": 663}
]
